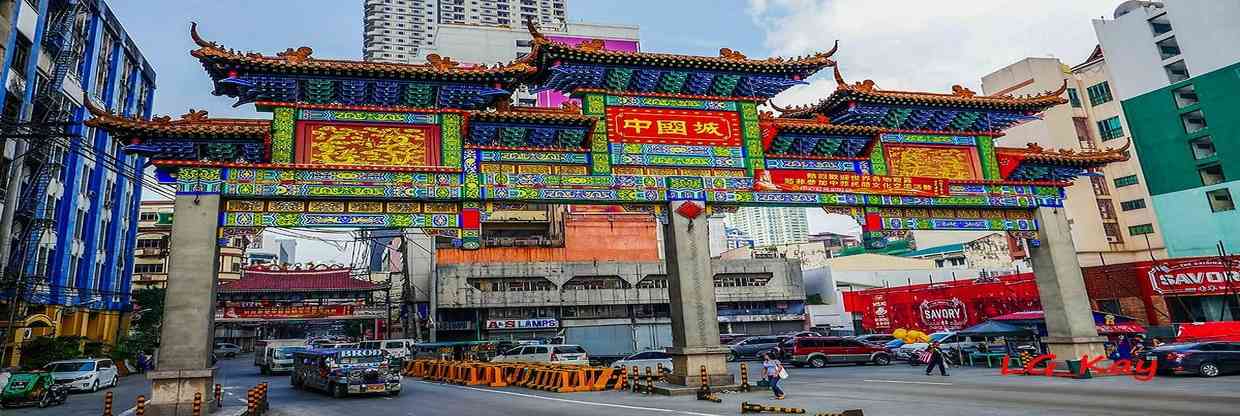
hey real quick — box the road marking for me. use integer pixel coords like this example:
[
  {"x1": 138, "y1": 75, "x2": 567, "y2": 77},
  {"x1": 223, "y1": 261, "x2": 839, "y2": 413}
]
[
  {"x1": 414, "y1": 381, "x2": 723, "y2": 416},
  {"x1": 863, "y1": 379, "x2": 953, "y2": 386}
]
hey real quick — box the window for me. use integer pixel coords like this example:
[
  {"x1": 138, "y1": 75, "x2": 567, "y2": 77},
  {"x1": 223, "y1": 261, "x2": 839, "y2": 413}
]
[
  {"x1": 1097, "y1": 299, "x2": 1122, "y2": 316},
  {"x1": 1103, "y1": 223, "x2": 1123, "y2": 243},
  {"x1": 1120, "y1": 199, "x2": 1146, "y2": 211},
  {"x1": 1128, "y1": 223, "x2": 1155, "y2": 236},
  {"x1": 1067, "y1": 88, "x2": 1081, "y2": 108},
  {"x1": 1097, "y1": 199, "x2": 1117, "y2": 219},
  {"x1": 1207, "y1": 189, "x2": 1235, "y2": 212},
  {"x1": 1096, "y1": 116, "x2": 1124, "y2": 141},
  {"x1": 94, "y1": 31, "x2": 115, "y2": 100},
  {"x1": 1155, "y1": 36, "x2": 1181, "y2": 60},
  {"x1": 136, "y1": 238, "x2": 162, "y2": 249},
  {"x1": 1172, "y1": 84, "x2": 1198, "y2": 108},
  {"x1": 1091, "y1": 176, "x2": 1109, "y2": 196},
  {"x1": 139, "y1": 212, "x2": 159, "y2": 222},
  {"x1": 1181, "y1": 110, "x2": 1207, "y2": 134},
  {"x1": 1168, "y1": 295, "x2": 1239, "y2": 323},
  {"x1": 9, "y1": 34, "x2": 31, "y2": 75},
  {"x1": 1165, "y1": 60, "x2": 1189, "y2": 83},
  {"x1": 134, "y1": 263, "x2": 164, "y2": 274},
  {"x1": 1086, "y1": 82, "x2": 1112, "y2": 106},
  {"x1": 1148, "y1": 14, "x2": 1173, "y2": 36},
  {"x1": 1190, "y1": 136, "x2": 1216, "y2": 160},
  {"x1": 1199, "y1": 164, "x2": 1224, "y2": 185},
  {"x1": 1114, "y1": 175, "x2": 1139, "y2": 188}
]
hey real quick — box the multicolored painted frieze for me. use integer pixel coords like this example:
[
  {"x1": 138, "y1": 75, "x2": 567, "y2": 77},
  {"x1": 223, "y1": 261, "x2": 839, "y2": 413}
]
[{"x1": 85, "y1": 22, "x2": 1134, "y2": 247}]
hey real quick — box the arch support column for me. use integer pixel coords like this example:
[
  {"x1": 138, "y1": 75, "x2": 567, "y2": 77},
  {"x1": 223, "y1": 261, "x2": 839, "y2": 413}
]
[{"x1": 663, "y1": 200, "x2": 732, "y2": 387}]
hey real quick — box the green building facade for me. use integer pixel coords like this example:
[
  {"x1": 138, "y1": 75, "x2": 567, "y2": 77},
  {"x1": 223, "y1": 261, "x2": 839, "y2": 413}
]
[{"x1": 1124, "y1": 62, "x2": 1240, "y2": 257}]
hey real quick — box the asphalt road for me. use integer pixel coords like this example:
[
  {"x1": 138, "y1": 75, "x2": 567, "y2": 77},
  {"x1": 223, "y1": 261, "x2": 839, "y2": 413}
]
[{"x1": 19, "y1": 354, "x2": 1240, "y2": 415}]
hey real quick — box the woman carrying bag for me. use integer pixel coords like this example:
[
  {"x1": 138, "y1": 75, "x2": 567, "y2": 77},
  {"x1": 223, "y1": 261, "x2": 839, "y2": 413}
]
[{"x1": 761, "y1": 353, "x2": 787, "y2": 400}]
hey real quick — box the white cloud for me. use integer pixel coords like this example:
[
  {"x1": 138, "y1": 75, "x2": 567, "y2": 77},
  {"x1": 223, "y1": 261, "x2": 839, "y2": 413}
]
[{"x1": 750, "y1": 0, "x2": 1116, "y2": 107}]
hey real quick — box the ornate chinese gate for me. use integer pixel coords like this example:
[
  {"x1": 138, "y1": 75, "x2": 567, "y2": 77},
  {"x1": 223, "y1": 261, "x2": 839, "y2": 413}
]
[{"x1": 87, "y1": 22, "x2": 1128, "y2": 413}]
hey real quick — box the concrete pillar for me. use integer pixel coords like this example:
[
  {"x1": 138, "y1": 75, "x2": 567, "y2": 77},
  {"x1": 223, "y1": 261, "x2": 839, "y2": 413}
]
[
  {"x1": 662, "y1": 200, "x2": 732, "y2": 386},
  {"x1": 1030, "y1": 207, "x2": 1107, "y2": 362},
  {"x1": 147, "y1": 194, "x2": 221, "y2": 415}
]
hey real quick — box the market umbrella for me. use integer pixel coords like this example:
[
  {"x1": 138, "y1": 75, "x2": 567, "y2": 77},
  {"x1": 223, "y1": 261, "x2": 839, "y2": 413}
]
[{"x1": 957, "y1": 320, "x2": 1034, "y2": 337}]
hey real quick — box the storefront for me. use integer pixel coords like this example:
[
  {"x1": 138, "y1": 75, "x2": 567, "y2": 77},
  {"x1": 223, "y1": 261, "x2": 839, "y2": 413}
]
[
  {"x1": 841, "y1": 273, "x2": 1041, "y2": 333},
  {"x1": 1083, "y1": 256, "x2": 1240, "y2": 328}
]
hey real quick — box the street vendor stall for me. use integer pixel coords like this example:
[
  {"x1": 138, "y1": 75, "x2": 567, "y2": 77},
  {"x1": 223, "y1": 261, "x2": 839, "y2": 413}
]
[
  {"x1": 955, "y1": 320, "x2": 1035, "y2": 367},
  {"x1": 990, "y1": 310, "x2": 1145, "y2": 337}
]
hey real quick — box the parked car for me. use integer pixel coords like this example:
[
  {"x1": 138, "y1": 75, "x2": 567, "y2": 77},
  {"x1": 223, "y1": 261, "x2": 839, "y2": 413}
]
[
  {"x1": 214, "y1": 342, "x2": 241, "y2": 358},
  {"x1": 781, "y1": 336, "x2": 891, "y2": 368},
  {"x1": 491, "y1": 344, "x2": 590, "y2": 365},
  {"x1": 1149, "y1": 342, "x2": 1240, "y2": 377},
  {"x1": 611, "y1": 350, "x2": 673, "y2": 372},
  {"x1": 784, "y1": 331, "x2": 825, "y2": 338},
  {"x1": 720, "y1": 333, "x2": 749, "y2": 345},
  {"x1": 43, "y1": 358, "x2": 118, "y2": 392},
  {"x1": 727, "y1": 336, "x2": 788, "y2": 362},
  {"x1": 0, "y1": 371, "x2": 68, "y2": 408},
  {"x1": 853, "y1": 334, "x2": 897, "y2": 345}
]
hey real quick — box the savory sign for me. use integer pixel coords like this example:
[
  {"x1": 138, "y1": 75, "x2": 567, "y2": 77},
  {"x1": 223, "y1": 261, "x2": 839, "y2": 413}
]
[
  {"x1": 1147, "y1": 259, "x2": 1240, "y2": 295},
  {"x1": 919, "y1": 298, "x2": 969, "y2": 331}
]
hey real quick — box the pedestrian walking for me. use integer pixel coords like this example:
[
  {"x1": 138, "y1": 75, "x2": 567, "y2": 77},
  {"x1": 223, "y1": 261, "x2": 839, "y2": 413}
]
[
  {"x1": 924, "y1": 341, "x2": 949, "y2": 376},
  {"x1": 1115, "y1": 336, "x2": 1133, "y2": 361},
  {"x1": 1130, "y1": 335, "x2": 1146, "y2": 360},
  {"x1": 761, "y1": 353, "x2": 786, "y2": 400},
  {"x1": 1151, "y1": 337, "x2": 1165, "y2": 348}
]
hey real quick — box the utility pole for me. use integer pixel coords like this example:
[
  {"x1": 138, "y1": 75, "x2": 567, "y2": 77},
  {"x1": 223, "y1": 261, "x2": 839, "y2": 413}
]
[{"x1": 398, "y1": 231, "x2": 415, "y2": 341}]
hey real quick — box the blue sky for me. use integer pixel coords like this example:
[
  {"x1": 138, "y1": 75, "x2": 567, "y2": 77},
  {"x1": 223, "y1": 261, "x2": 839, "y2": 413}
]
[{"x1": 107, "y1": 0, "x2": 1117, "y2": 261}]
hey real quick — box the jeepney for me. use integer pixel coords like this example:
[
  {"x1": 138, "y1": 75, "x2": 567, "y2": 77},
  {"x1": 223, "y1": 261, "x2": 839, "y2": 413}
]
[{"x1": 290, "y1": 349, "x2": 401, "y2": 398}]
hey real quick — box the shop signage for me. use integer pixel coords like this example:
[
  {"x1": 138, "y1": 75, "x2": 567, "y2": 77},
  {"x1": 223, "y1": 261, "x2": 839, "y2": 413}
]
[
  {"x1": 485, "y1": 318, "x2": 559, "y2": 330},
  {"x1": 1147, "y1": 259, "x2": 1240, "y2": 295},
  {"x1": 919, "y1": 298, "x2": 968, "y2": 330}
]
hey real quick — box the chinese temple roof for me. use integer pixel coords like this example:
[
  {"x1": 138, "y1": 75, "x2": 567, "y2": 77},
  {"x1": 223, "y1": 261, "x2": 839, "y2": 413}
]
[
  {"x1": 470, "y1": 104, "x2": 598, "y2": 125},
  {"x1": 521, "y1": 22, "x2": 836, "y2": 76},
  {"x1": 995, "y1": 141, "x2": 1131, "y2": 167},
  {"x1": 190, "y1": 23, "x2": 535, "y2": 84},
  {"x1": 82, "y1": 98, "x2": 268, "y2": 139},
  {"x1": 218, "y1": 265, "x2": 387, "y2": 293}
]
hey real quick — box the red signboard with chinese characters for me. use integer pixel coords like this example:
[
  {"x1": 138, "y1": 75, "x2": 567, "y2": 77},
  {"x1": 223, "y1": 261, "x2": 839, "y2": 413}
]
[
  {"x1": 221, "y1": 305, "x2": 354, "y2": 319},
  {"x1": 765, "y1": 170, "x2": 949, "y2": 197},
  {"x1": 1145, "y1": 258, "x2": 1240, "y2": 295},
  {"x1": 606, "y1": 107, "x2": 741, "y2": 146}
]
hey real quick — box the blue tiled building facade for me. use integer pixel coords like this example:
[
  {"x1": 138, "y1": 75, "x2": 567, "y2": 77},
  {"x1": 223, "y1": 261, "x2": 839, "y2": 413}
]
[{"x1": 1, "y1": 0, "x2": 154, "y2": 362}]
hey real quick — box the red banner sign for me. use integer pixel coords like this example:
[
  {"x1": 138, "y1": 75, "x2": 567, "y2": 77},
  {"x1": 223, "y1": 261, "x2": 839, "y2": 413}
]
[
  {"x1": 606, "y1": 107, "x2": 741, "y2": 147},
  {"x1": 1147, "y1": 258, "x2": 1240, "y2": 295},
  {"x1": 765, "y1": 170, "x2": 948, "y2": 197},
  {"x1": 842, "y1": 274, "x2": 1041, "y2": 332},
  {"x1": 221, "y1": 305, "x2": 354, "y2": 319}
]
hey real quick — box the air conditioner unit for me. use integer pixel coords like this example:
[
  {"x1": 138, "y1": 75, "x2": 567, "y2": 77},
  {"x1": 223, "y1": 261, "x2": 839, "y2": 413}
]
[{"x1": 1105, "y1": 236, "x2": 1120, "y2": 243}]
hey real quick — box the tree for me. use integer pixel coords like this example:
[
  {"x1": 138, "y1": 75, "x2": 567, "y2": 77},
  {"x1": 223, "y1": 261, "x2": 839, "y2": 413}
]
[{"x1": 21, "y1": 336, "x2": 86, "y2": 370}]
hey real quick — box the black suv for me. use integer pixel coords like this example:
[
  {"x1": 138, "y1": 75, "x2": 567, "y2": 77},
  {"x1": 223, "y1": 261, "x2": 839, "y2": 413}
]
[{"x1": 1148, "y1": 342, "x2": 1240, "y2": 377}]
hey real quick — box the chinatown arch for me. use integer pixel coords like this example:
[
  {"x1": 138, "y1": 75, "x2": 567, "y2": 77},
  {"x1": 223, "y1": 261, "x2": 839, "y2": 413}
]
[{"x1": 87, "y1": 22, "x2": 1129, "y2": 413}]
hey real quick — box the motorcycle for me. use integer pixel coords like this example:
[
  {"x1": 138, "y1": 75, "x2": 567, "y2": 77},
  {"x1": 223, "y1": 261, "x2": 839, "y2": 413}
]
[{"x1": 0, "y1": 371, "x2": 69, "y2": 408}]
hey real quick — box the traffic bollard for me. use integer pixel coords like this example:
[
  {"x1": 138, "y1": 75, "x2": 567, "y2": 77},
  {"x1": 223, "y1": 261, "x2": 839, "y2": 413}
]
[
  {"x1": 102, "y1": 391, "x2": 113, "y2": 416},
  {"x1": 644, "y1": 366, "x2": 653, "y2": 394},
  {"x1": 134, "y1": 395, "x2": 146, "y2": 416},
  {"x1": 214, "y1": 384, "x2": 223, "y2": 410},
  {"x1": 247, "y1": 387, "x2": 256, "y2": 414},
  {"x1": 630, "y1": 365, "x2": 640, "y2": 392},
  {"x1": 192, "y1": 392, "x2": 202, "y2": 416},
  {"x1": 742, "y1": 401, "x2": 806, "y2": 414},
  {"x1": 740, "y1": 363, "x2": 751, "y2": 392},
  {"x1": 656, "y1": 362, "x2": 665, "y2": 382}
]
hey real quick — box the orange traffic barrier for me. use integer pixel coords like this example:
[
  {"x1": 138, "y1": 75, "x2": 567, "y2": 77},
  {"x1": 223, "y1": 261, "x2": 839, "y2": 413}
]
[{"x1": 102, "y1": 391, "x2": 113, "y2": 416}]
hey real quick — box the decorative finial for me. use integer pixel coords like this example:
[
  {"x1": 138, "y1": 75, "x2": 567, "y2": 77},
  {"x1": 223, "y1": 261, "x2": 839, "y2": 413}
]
[
  {"x1": 189, "y1": 22, "x2": 218, "y2": 49},
  {"x1": 951, "y1": 85, "x2": 977, "y2": 98},
  {"x1": 276, "y1": 47, "x2": 313, "y2": 63},
  {"x1": 179, "y1": 109, "x2": 209, "y2": 122},
  {"x1": 578, "y1": 39, "x2": 605, "y2": 51},
  {"x1": 719, "y1": 48, "x2": 747, "y2": 60},
  {"x1": 426, "y1": 54, "x2": 460, "y2": 70}
]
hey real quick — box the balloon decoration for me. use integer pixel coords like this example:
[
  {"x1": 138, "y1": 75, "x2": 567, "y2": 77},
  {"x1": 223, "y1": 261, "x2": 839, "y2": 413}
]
[{"x1": 892, "y1": 328, "x2": 908, "y2": 340}]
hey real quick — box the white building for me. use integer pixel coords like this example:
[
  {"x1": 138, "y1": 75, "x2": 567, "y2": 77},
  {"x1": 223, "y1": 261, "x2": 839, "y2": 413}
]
[
  {"x1": 981, "y1": 53, "x2": 1165, "y2": 266},
  {"x1": 363, "y1": 0, "x2": 568, "y2": 64},
  {"x1": 1092, "y1": 0, "x2": 1240, "y2": 101},
  {"x1": 726, "y1": 207, "x2": 809, "y2": 248}
]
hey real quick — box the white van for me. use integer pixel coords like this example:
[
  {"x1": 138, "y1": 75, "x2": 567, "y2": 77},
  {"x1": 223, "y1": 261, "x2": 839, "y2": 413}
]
[
  {"x1": 360, "y1": 339, "x2": 413, "y2": 360},
  {"x1": 491, "y1": 344, "x2": 589, "y2": 365},
  {"x1": 254, "y1": 339, "x2": 308, "y2": 375}
]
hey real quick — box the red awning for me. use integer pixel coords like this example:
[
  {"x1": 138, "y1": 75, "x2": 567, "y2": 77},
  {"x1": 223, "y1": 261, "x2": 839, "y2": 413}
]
[{"x1": 1096, "y1": 324, "x2": 1145, "y2": 334}]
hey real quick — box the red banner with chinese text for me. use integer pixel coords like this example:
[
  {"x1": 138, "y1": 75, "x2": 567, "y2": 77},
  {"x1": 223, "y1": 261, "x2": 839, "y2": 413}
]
[
  {"x1": 766, "y1": 170, "x2": 949, "y2": 197},
  {"x1": 296, "y1": 121, "x2": 440, "y2": 167},
  {"x1": 221, "y1": 305, "x2": 355, "y2": 319},
  {"x1": 606, "y1": 107, "x2": 741, "y2": 147}
]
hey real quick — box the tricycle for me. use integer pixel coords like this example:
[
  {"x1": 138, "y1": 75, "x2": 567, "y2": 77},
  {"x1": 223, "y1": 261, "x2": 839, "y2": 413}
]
[{"x1": 0, "y1": 371, "x2": 69, "y2": 408}]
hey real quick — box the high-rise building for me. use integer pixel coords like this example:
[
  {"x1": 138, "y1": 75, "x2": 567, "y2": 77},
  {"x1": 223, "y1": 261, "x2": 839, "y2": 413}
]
[
  {"x1": 1093, "y1": 1, "x2": 1240, "y2": 257},
  {"x1": 726, "y1": 207, "x2": 809, "y2": 248},
  {"x1": 981, "y1": 52, "x2": 1165, "y2": 266},
  {"x1": 363, "y1": 0, "x2": 568, "y2": 64},
  {"x1": 0, "y1": 0, "x2": 156, "y2": 365},
  {"x1": 132, "y1": 201, "x2": 245, "y2": 290}
]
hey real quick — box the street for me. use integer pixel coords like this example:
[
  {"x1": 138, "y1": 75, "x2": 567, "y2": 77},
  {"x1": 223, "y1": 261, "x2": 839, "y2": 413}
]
[{"x1": 16, "y1": 354, "x2": 1240, "y2": 416}]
